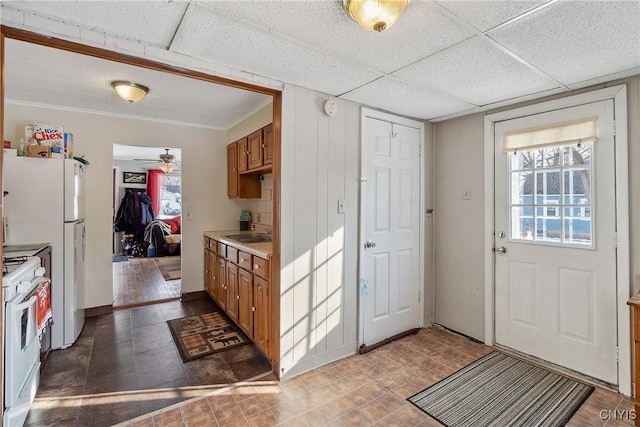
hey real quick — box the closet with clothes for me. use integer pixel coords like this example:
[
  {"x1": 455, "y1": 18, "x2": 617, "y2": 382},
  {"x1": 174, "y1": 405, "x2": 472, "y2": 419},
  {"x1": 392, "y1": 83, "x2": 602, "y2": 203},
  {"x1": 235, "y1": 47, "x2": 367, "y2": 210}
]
[{"x1": 113, "y1": 188, "x2": 155, "y2": 256}]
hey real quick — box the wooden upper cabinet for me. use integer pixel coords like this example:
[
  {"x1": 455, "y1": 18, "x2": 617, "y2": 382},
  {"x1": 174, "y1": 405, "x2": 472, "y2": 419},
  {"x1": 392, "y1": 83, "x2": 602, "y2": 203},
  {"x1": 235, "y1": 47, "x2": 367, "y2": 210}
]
[
  {"x1": 227, "y1": 142, "x2": 239, "y2": 198},
  {"x1": 227, "y1": 140, "x2": 260, "y2": 199},
  {"x1": 248, "y1": 129, "x2": 264, "y2": 170},
  {"x1": 263, "y1": 123, "x2": 273, "y2": 166},
  {"x1": 237, "y1": 137, "x2": 249, "y2": 172}
]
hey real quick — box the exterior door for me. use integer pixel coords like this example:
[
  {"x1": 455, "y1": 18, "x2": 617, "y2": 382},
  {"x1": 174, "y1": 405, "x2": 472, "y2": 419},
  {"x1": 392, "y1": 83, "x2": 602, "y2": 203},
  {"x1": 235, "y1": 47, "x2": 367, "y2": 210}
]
[
  {"x1": 494, "y1": 100, "x2": 618, "y2": 384},
  {"x1": 360, "y1": 113, "x2": 422, "y2": 347}
]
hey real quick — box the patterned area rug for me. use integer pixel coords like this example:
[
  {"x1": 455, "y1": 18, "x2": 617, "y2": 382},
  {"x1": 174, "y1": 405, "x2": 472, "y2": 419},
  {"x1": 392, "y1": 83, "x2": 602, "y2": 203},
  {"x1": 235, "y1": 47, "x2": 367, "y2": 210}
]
[
  {"x1": 167, "y1": 312, "x2": 249, "y2": 362},
  {"x1": 408, "y1": 351, "x2": 593, "y2": 427},
  {"x1": 153, "y1": 256, "x2": 181, "y2": 281}
]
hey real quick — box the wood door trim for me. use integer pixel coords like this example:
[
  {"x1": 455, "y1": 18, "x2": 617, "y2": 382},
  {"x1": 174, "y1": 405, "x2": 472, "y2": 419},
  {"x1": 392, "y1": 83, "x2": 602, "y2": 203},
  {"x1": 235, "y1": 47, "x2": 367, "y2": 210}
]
[{"x1": 0, "y1": 26, "x2": 280, "y2": 97}]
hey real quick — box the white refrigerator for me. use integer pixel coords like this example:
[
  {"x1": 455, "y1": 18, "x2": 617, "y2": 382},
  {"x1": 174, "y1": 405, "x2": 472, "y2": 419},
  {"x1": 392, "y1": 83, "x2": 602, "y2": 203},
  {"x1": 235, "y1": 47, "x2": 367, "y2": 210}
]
[{"x1": 3, "y1": 157, "x2": 86, "y2": 349}]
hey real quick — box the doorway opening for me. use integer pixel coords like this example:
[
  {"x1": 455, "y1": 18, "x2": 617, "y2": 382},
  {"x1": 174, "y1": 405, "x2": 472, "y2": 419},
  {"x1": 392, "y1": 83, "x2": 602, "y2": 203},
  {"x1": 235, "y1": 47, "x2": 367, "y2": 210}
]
[{"x1": 112, "y1": 144, "x2": 182, "y2": 308}]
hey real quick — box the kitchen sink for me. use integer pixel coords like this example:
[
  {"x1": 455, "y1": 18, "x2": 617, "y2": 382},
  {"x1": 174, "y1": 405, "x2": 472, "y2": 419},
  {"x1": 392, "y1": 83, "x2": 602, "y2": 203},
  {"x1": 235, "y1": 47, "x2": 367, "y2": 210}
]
[{"x1": 225, "y1": 233, "x2": 272, "y2": 244}]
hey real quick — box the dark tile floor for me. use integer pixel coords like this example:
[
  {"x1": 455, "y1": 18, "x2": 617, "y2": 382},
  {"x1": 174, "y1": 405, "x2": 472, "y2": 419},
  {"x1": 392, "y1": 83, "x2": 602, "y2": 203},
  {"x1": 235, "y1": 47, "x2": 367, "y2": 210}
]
[{"x1": 25, "y1": 298, "x2": 273, "y2": 427}]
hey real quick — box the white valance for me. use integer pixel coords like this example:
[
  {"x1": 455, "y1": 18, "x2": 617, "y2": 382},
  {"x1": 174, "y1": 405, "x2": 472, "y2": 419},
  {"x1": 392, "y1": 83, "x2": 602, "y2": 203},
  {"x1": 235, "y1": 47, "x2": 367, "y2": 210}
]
[{"x1": 503, "y1": 117, "x2": 598, "y2": 153}]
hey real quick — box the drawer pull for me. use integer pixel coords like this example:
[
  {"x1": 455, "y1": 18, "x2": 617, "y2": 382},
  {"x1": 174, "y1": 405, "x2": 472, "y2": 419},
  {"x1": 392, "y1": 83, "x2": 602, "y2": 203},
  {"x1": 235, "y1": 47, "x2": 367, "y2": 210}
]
[
  {"x1": 252, "y1": 307, "x2": 256, "y2": 312},
  {"x1": 236, "y1": 295, "x2": 240, "y2": 300},
  {"x1": 254, "y1": 264, "x2": 259, "y2": 269}
]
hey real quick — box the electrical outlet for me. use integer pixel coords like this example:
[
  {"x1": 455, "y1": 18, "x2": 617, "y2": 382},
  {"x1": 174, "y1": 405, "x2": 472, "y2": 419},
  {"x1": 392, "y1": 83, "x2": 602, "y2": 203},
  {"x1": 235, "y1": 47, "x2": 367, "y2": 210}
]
[{"x1": 337, "y1": 198, "x2": 345, "y2": 214}]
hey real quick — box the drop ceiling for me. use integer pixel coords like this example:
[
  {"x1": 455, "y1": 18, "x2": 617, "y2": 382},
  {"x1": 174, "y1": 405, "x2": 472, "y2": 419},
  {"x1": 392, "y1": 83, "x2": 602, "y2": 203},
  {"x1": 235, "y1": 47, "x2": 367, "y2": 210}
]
[{"x1": 1, "y1": 0, "x2": 639, "y2": 124}]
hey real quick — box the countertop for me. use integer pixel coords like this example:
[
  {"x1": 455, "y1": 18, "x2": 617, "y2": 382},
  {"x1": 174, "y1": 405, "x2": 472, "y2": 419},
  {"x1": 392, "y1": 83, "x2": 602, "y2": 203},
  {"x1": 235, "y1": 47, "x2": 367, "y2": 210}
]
[
  {"x1": 203, "y1": 230, "x2": 272, "y2": 259},
  {"x1": 628, "y1": 291, "x2": 640, "y2": 308},
  {"x1": 3, "y1": 243, "x2": 51, "y2": 258}
]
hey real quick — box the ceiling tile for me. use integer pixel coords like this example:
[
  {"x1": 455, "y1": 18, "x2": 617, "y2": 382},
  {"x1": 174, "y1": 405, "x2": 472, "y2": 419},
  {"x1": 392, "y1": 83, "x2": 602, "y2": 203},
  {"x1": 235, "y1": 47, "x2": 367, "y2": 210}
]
[
  {"x1": 2, "y1": 0, "x2": 188, "y2": 48},
  {"x1": 195, "y1": 1, "x2": 474, "y2": 74},
  {"x1": 171, "y1": 3, "x2": 383, "y2": 95},
  {"x1": 393, "y1": 36, "x2": 560, "y2": 106},
  {"x1": 434, "y1": 0, "x2": 550, "y2": 32},
  {"x1": 488, "y1": 1, "x2": 640, "y2": 85},
  {"x1": 341, "y1": 77, "x2": 477, "y2": 120}
]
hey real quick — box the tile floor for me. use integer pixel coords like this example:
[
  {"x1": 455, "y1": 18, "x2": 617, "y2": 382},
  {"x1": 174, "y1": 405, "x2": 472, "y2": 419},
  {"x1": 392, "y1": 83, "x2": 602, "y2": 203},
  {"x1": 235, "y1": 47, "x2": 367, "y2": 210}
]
[
  {"x1": 114, "y1": 324, "x2": 635, "y2": 427},
  {"x1": 25, "y1": 298, "x2": 272, "y2": 427}
]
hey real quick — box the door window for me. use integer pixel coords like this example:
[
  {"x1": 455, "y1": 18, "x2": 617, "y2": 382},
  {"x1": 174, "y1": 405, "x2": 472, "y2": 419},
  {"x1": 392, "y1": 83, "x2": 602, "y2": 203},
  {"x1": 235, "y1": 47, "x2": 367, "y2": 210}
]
[{"x1": 509, "y1": 143, "x2": 593, "y2": 247}]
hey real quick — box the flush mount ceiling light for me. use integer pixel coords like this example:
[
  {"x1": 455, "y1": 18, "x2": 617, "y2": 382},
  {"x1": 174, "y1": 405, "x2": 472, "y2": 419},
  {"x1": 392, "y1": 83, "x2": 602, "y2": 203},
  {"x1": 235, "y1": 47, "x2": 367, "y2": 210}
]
[
  {"x1": 111, "y1": 80, "x2": 149, "y2": 103},
  {"x1": 343, "y1": 0, "x2": 410, "y2": 32}
]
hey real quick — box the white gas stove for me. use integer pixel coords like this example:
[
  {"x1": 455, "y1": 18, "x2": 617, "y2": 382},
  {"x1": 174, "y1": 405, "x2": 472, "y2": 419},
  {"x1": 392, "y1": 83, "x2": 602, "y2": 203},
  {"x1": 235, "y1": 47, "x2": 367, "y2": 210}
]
[{"x1": 2, "y1": 255, "x2": 49, "y2": 426}]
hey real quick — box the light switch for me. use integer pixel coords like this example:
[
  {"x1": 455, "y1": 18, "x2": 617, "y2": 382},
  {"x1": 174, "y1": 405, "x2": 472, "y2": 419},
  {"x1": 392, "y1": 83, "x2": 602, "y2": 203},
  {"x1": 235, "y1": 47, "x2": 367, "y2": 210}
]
[
  {"x1": 463, "y1": 188, "x2": 471, "y2": 200},
  {"x1": 337, "y1": 199, "x2": 345, "y2": 214}
]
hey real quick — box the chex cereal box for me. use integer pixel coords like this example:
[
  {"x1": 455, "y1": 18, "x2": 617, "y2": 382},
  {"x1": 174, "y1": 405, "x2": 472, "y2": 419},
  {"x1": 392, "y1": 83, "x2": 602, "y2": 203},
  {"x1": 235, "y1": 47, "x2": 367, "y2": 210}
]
[
  {"x1": 33, "y1": 124, "x2": 64, "y2": 158},
  {"x1": 32, "y1": 124, "x2": 64, "y2": 146}
]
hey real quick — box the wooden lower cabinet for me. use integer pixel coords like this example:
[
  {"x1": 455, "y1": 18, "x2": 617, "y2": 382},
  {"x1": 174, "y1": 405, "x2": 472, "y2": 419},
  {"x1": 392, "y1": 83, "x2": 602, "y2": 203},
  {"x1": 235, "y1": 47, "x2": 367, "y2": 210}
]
[
  {"x1": 238, "y1": 268, "x2": 254, "y2": 337},
  {"x1": 205, "y1": 236, "x2": 271, "y2": 359},
  {"x1": 226, "y1": 262, "x2": 239, "y2": 324},
  {"x1": 253, "y1": 275, "x2": 269, "y2": 356},
  {"x1": 628, "y1": 294, "x2": 640, "y2": 426},
  {"x1": 216, "y1": 255, "x2": 227, "y2": 312}
]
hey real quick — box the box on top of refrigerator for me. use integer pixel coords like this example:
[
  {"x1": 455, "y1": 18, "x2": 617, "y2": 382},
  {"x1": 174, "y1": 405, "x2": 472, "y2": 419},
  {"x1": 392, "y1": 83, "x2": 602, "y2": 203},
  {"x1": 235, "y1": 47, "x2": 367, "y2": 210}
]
[
  {"x1": 63, "y1": 133, "x2": 73, "y2": 159},
  {"x1": 32, "y1": 124, "x2": 65, "y2": 158},
  {"x1": 32, "y1": 124, "x2": 64, "y2": 145}
]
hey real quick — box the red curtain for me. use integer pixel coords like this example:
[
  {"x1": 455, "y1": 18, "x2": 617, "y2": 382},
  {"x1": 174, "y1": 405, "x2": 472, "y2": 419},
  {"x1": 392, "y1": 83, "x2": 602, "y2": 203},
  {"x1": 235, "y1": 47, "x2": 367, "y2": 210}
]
[{"x1": 146, "y1": 169, "x2": 165, "y2": 217}]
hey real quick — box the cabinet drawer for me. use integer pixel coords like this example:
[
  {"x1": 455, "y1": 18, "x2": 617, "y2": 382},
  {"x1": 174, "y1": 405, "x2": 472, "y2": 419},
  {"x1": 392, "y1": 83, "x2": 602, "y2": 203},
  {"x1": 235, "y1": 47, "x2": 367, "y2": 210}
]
[
  {"x1": 204, "y1": 237, "x2": 210, "y2": 249},
  {"x1": 253, "y1": 257, "x2": 269, "y2": 279},
  {"x1": 238, "y1": 251, "x2": 252, "y2": 271},
  {"x1": 209, "y1": 239, "x2": 217, "y2": 253},
  {"x1": 226, "y1": 246, "x2": 239, "y2": 264},
  {"x1": 218, "y1": 242, "x2": 226, "y2": 258}
]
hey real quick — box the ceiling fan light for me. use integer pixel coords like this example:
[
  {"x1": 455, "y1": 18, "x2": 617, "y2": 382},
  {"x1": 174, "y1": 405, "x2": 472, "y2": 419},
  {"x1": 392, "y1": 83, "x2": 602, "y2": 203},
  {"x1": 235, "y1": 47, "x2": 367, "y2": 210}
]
[
  {"x1": 111, "y1": 80, "x2": 149, "y2": 103},
  {"x1": 159, "y1": 163, "x2": 174, "y2": 173},
  {"x1": 343, "y1": 0, "x2": 410, "y2": 32}
]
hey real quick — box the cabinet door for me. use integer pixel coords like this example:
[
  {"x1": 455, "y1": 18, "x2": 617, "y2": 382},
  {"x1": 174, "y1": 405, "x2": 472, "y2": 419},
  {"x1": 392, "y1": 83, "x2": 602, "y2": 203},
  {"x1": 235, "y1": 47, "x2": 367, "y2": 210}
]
[
  {"x1": 209, "y1": 250, "x2": 218, "y2": 302},
  {"x1": 263, "y1": 123, "x2": 273, "y2": 166},
  {"x1": 237, "y1": 137, "x2": 249, "y2": 172},
  {"x1": 253, "y1": 275, "x2": 269, "y2": 357},
  {"x1": 226, "y1": 262, "x2": 239, "y2": 323},
  {"x1": 238, "y1": 268, "x2": 254, "y2": 338},
  {"x1": 204, "y1": 246, "x2": 212, "y2": 297},
  {"x1": 217, "y1": 256, "x2": 227, "y2": 312},
  {"x1": 248, "y1": 129, "x2": 263, "y2": 170},
  {"x1": 227, "y1": 142, "x2": 239, "y2": 198}
]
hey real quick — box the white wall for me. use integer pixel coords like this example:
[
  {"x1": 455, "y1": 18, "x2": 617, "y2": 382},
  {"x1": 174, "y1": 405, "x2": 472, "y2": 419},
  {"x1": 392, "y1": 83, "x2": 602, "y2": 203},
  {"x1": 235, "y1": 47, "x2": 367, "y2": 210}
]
[
  {"x1": 432, "y1": 75, "x2": 640, "y2": 341},
  {"x1": 228, "y1": 103, "x2": 273, "y2": 143},
  {"x1": 280, "y1": 85, "x2": 360, "y2": 378},
  {"x1": 433, "y1": 113, "x2": 486, "y2": 340},
  {"x1": 3, "y1": 103, "x2": 239, "y2": 307}
]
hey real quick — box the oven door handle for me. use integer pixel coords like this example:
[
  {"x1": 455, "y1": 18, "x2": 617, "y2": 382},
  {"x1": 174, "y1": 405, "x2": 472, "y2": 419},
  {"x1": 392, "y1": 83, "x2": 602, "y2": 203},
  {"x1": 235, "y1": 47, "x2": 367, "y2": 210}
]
[{"x1": 13, "y1": 295, "x2": 36, "y2": 312}]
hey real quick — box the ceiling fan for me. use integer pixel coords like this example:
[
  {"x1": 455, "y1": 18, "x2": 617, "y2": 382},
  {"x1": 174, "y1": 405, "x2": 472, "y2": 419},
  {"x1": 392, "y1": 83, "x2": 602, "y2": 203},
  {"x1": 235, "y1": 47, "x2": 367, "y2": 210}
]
[{"x1": 134, "y1": 148, "x2": 180, "y2": 172}]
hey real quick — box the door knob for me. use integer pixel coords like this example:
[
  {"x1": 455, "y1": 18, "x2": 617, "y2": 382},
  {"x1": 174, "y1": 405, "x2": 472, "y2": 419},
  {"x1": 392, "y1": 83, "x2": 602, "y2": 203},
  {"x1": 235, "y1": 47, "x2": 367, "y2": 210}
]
[
  {"x1": 494, "y1": 246, "x2": 507, "y2": 255},
  {"x1": 364, "y1": 240, "x2": 376, "y2": 249}
]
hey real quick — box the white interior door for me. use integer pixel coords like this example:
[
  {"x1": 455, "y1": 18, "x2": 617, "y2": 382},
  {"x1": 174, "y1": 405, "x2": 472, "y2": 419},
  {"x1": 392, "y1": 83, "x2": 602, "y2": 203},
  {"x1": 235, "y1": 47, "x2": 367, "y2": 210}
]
[
  {"x1": 494, "y1": 100, "x2": 618, "y2": 384},
  {"x1": 360, "y1": 112, "x2": 422, "y2": 347}
]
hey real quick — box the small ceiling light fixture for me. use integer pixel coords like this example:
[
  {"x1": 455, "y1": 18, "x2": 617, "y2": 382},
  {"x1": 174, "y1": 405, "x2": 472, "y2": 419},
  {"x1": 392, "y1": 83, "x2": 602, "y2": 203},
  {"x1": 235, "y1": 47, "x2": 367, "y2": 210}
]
[
  {"x1": 111, "y1": 80, "x2": 149, "y2": 103},
  {"x1": 159, "y1": 163, "x2": 174, "y2": 173},
  {"x1": 343, "y1": 0, "x2": 410, "y2": 32}
]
